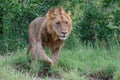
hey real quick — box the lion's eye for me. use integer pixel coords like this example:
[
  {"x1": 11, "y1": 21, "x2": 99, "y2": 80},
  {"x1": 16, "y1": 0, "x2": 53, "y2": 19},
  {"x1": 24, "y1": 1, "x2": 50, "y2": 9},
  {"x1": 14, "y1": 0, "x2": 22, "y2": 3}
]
[
  {"x1": 56, "y1": 22, "x2": 60, "y2": 25},
  {"x1": 66, "y1": 22, "x2": 68, "y2": 24}
]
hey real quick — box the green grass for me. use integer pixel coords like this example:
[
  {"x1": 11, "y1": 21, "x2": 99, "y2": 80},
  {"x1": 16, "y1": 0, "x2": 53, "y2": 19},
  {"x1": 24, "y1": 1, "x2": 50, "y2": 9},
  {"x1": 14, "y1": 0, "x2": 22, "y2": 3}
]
[
  {"x1": 0, "y1": 45, "x2": 120, "y2": 80},
  {"x1": 0, "y1": 57, "x2": 31, "y2": 80}
]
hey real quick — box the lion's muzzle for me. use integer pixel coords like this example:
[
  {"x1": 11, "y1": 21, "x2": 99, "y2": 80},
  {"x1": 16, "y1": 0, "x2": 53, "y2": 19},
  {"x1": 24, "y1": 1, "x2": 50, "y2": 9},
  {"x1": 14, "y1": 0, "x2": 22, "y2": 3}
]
[{"x1": 59, "y1": 31, "x2": 68, "y2": 40}]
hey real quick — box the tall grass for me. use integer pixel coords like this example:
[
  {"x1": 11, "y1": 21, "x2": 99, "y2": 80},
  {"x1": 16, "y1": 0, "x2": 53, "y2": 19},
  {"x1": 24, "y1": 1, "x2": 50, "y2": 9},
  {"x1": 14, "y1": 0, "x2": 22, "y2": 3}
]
[{"x1": 0, "y1": 44, "x2": 120, "y2": 80}]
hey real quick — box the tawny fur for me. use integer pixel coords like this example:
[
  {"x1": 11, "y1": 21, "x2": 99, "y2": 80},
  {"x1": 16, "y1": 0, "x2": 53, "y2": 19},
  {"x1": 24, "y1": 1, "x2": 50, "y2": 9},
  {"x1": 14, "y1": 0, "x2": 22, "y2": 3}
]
[{"x1": 27, "y1": 7, "x2": 72, "y2": 65}]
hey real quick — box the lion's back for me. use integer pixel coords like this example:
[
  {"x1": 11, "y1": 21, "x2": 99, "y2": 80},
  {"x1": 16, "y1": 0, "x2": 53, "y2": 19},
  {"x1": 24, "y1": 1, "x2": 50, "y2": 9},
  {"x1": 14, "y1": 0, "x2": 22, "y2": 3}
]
[
  {"x1": 29, "y1": 17, "x2": 45, "y2": 30},
  {"x1": 28, "y1": 16, "x2": 45, "y2": 41}
]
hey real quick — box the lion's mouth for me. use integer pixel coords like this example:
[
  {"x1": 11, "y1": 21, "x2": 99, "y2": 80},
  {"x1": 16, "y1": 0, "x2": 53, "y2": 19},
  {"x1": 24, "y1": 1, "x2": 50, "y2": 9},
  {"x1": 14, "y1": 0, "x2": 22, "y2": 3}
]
[{"x1": 59, "y1": 36, "x2": 67, "y2": 40}]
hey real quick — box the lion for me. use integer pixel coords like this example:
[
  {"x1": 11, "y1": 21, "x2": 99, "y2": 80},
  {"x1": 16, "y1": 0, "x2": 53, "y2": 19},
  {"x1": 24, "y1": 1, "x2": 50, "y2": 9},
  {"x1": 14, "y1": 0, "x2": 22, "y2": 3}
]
[{"x1": 27, "y1": 7, "x2": 72, "y2": 65}]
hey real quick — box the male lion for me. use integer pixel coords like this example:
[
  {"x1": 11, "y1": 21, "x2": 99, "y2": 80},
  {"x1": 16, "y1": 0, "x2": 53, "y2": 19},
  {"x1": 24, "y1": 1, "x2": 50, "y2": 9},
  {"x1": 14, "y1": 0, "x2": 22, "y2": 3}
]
[{"x1": 27, "y1": 7, "x2": 72, "y2": 65}]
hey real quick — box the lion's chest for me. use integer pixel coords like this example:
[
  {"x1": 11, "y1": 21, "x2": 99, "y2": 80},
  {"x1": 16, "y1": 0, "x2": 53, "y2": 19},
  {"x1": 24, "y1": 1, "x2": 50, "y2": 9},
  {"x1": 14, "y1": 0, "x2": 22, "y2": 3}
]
[{"x1": 41, "y1": 34, "x2": 63, "y2": 48}]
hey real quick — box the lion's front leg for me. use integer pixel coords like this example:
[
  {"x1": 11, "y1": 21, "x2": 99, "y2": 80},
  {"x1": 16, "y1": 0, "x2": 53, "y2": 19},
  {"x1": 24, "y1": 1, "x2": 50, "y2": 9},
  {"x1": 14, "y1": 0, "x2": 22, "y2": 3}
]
[
  {"x1": 37, "y1": 41, "x2": 53, "y2": 65},
  {"x1": 52, "y1": 47, "x2": 61, "y2": 65}
]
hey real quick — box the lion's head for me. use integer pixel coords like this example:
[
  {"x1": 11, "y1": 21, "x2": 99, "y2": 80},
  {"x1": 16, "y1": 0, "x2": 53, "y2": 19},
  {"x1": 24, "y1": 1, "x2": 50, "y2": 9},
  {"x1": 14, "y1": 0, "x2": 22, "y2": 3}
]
[{"x1": 46, "y1": 7, "x2": 72, "y2": 41}]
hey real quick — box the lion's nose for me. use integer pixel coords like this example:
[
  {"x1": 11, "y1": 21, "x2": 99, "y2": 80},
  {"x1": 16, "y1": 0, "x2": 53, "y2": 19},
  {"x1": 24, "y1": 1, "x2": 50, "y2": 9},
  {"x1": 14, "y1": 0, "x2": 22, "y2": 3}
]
[{"x1": 62, "y1": 32, "x2": 67, "y2": 35}]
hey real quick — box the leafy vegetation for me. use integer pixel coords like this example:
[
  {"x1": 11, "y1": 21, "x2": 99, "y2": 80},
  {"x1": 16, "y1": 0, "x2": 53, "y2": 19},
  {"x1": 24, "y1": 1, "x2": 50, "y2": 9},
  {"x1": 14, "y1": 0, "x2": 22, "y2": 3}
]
[
  {"x1": 74, "y1": 0, "x2": 120, "y2": 47},
  {"x1": 0, "y1": 0, "x2": 119, "y2": 53}
]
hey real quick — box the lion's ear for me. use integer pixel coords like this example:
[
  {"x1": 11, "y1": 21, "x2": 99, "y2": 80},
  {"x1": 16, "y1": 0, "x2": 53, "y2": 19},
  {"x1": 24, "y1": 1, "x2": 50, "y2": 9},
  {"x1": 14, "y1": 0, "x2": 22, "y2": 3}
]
[
  {"x1": 46, "y1": 9, "x2": 55, "y2": 18},
  {"x1": 66, "y1": 11, "x2": 71, "y2": 16}
]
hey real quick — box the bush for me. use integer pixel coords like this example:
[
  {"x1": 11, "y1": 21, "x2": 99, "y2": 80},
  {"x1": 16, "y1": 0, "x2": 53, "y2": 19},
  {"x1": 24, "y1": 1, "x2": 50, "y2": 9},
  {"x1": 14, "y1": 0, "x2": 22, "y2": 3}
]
[
  {"x1": 0, "y1": 0, "x2": 120, "y2": 53},
  {"x1": 74, "y1": 0, "x2": 120, "y2": 47},
  {"x1": 0, "y1": 0, "x2": 60, "y2": 53}
]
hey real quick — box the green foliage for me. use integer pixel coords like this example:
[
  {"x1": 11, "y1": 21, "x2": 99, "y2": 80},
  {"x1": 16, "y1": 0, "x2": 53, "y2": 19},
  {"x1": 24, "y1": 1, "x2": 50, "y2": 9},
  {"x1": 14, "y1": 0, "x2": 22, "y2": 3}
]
[
  {"x1": 0, "y1": 0, "x2": 120, "y2": 53},
  {"x1": 0, "y1": 0, "x2": 60, "y2": 53},
  {"x1": 74, "y1": 0, "x2": 120, "y2": 47}
]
